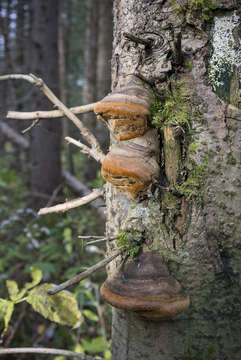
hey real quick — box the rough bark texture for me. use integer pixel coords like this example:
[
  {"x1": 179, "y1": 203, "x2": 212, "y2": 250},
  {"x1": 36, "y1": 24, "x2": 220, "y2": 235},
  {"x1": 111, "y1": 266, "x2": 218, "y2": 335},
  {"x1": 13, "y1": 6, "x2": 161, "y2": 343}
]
[
  {"x1": 29, "y1": 0, "x2": 62, "y2": 209},
  {"x1": 104, "y1": 1, "x2": 241, "y2": 359}
]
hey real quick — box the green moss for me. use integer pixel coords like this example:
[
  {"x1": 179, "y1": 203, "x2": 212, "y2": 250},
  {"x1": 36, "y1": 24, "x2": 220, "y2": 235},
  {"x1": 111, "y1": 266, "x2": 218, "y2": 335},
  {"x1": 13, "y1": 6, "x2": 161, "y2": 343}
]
[
  {"x1": 176, "y1": 152, "x2": 209, "y2": 200},
  {"x1": 173, "y1": 0, "x2": 215, "y2": 22},
  {"x1": 116, "y1": 229, "x2": 142, "y2": 258},
  {"x1": 184, "y1": 60, "x2": 193, "y2": 70},
  {"x1": 162, "y1": 191, "x2": 180, "y2": 210},
  {"x1": 188, "y1": 141, "x2": 199, "y2": 154},
  {"x1": 151, "y1": 82, "x2": 190, "y2": 131}
]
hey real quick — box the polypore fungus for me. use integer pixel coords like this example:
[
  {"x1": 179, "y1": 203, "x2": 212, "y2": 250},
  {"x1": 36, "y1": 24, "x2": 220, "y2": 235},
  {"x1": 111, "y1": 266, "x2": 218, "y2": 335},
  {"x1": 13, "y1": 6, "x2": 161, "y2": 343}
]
[
  {"x1": 100, "y1": 252, "x2": 190, "y2": 320},
  {"x1": 101, "y1": 130, "x2": 160, "y2": 199},
  {"x1": 94, "y1": 81, "x2": 153, "y2": 141}
]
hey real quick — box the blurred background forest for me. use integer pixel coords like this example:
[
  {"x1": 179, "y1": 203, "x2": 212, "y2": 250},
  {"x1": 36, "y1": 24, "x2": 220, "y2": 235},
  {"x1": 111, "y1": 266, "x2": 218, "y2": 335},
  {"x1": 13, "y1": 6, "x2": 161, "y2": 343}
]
[{"x1": 0, "y1": 0, "x2": 113, "y2": 358}]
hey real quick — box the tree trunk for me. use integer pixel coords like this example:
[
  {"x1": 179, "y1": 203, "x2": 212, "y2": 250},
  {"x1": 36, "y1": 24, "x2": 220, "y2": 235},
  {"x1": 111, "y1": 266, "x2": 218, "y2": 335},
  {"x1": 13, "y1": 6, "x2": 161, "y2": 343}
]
[
  {"x1": 58, "y1": 0, "x2": 74, "y2": 174},
  {"x1": 82, "y1": 0, "x2": 100, "y2": 182},
  {"x1": 96, "y1": 0, "x2": 113, "y2": 149},
  {"x1": 29, "y1": 0, "x2": 62, "y2": 209},
  {"x1": 104, "y1": 1, "x2": 241, "y2": 359}
]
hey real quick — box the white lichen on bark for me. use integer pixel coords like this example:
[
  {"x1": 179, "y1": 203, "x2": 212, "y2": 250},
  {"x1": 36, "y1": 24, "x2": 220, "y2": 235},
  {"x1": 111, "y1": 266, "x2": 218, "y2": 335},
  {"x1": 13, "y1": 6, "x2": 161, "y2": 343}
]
[{"x1": 209, "y1": 11, "x2": 241, "y2": 90}]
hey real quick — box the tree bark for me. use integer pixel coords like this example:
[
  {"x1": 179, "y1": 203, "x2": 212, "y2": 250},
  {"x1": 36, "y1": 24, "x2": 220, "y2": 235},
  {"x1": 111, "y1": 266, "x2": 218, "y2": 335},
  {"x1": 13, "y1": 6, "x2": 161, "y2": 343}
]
[
  {"x1": 104, "y1": 1, "x2": 241, "y2": 359},
  {"x1": 29, "y1": 0, "x2": 62, "y2": 209}
]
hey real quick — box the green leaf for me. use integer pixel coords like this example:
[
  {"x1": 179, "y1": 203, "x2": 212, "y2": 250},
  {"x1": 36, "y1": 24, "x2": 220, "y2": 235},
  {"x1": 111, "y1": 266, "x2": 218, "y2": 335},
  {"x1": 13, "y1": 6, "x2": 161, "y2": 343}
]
[
  {"x1": 104, "y1": 349, "x2": 111, "y2": 360},
  {"x1": 26, "y1": 284, "x2": 82, "y2": 327},
  {"x1": 81, "y1": 336, "x2": 106, "y2": 354},
  {"x1": 14, "y1": 267, "x2": 43, "y2": 301},
  {"x1": 0, "y1": 298, "x2": 14, "y2": 335},
  {"x1": 83, "y1": 309, "x2": 99, "y2": 322},
  {"x1": 6, "y1": 280, "x2": 19, "y2": 301},
  {"x1": 74, "y1": 343, "x2": 84, "y2": 354},
  {"x1": 27, "y1": 267, "x2": 43, "y2": 289}
]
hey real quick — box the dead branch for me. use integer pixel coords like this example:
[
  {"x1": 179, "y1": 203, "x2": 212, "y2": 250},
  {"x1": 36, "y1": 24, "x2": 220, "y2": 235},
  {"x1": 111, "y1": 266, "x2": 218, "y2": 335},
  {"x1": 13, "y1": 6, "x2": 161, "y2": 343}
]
[
  {"x1": 22, "y1": 119, "x2": 39, "y2": 134},
  {"x1": 85, "y1": 239, "x2": 110, "y2": 245},
  {"x1": 0, "y1": 73, "x2": 104, "y2": 163},
  {"x1": 78, "y1": 236, "x2": 117, "y2": 245},
  {"x1": 78, "y1": 235, "x2": 117, "y2": 240},
  {"x1": 65, "y1": 136, "x2": 102, "y2": 163},
  {"x1": 0, "y1": 122, "x2": 106, "y2": 217},
  {"x1": 62, "y1": 170, "x2": 105, "y2": 218},
  {"x1": 48, "y1": 249, "x2": 122, "y2": 295},
  {"x1": 38, "y1": 188, "x2": 105, "y2": 215},
  {"x1": 7, "y1": 102, "x2": 98, "y2": 120},
  {"x1": 0, "y1": 347, "x2": 99, "y2": 359}
]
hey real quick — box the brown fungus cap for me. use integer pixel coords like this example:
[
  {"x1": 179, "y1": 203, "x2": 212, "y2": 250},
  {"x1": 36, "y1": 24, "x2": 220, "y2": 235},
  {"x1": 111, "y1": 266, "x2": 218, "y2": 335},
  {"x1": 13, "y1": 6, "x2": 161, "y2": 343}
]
[
  {"x1": 94, "y1": 84, "x2": 153, "y2": 141},
  {"x1": 100, "y1": 252, "x2": 190, "y2": 320},
  {"x1": 101, "y1": 130, "x2": 160, "y2": 199}
]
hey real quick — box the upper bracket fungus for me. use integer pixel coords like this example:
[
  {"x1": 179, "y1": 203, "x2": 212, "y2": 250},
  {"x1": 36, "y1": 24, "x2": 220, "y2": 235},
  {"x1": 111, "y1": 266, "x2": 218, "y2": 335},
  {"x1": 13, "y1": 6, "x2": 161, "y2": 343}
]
[
  {"x1": 100, "y1": 252, "x2": 190, "y2": 320},
  {"x1": 101, "y1": 129, "x2": 160, "y2": 199},
  {"x1": 94, "y1": 81, "x2": 154, "y2": 141}
]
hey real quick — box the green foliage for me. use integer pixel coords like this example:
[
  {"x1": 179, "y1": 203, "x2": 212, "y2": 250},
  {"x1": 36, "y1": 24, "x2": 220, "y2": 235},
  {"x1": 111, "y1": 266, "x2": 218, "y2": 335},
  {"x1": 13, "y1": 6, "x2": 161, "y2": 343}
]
[
  {"x1": 81, "y1": 337, "x2": 106, "y2": 354},
  {"x1": 0, "y1": 299, "x2": 14, "y2": 335},
  {"x1": 0, "y1": 267, "x2": 42, "y2": 335},
  {"x1": 0, "y1": 143, "x2": 108, "y2": 356},
  {"x1": 117, "y1": 229, "x2": 142, "y2": 257},
  {"x1": 151, "y1": 82, "x2": 190, "y2": 131},
  {"x1": 26, "y1": 284, "x2": 82, "y2": 328},
  {"x1": 173, "y1": 0, "x2": 215, "y2": 22},
  {"x1": 0, "y1": 270, "x2": 82, "y2": 337}
]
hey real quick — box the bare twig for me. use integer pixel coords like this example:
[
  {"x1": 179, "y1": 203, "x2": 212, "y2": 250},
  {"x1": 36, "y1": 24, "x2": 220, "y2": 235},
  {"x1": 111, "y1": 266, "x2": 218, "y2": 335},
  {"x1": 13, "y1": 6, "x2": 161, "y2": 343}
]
[
  {"x1": 78, "y1": 235, "x2": 117, "y2": 245},
  {"x1": 45, "y1": 183, "x2": 63, "y2": 208},
  {"x1": 38, "y1": 188, "x2": 105, "y2": 215},
  {"x1": 0, "y1": 121, "x2": 106, "y2": 216},
  {"x1": 78, "y1": 235, "x2": 105, "y2": 239},
  {"x1": 78, "y1": 235, "x2": 116, "y2": 240},
  {"x1": 86, "y1": 239, "x2": 109, "y2": 245},
  {"x1": 0, "y1": 73, "x2": 104, "y2": 163},
  {"x1": 62, "y1": 170, "x2": 105, "y2": 218},
  {"x1": 48, "y1": 249, "x2": 122, "y2": 295},
  {"x1": 0, "y1": 347, "x2": 99, "y2": 359},
  {"x1": 7, "y1": 102, "x2": 98, "y2": 120},
  {"x1": 65, "y1": 136, "x2": 103, "y2": 163},
  {"x1": 22, "y1": 118, "x2": 39, "y2": 134}
]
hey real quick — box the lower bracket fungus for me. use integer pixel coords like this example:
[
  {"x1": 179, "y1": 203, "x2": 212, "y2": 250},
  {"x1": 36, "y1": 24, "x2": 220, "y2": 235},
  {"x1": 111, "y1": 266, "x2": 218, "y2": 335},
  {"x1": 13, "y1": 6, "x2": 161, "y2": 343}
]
[
  {"x1": 100, "y1": 252, "x2": 190, "y2": 320},
  {"x1": 101, "y1": 130, "x2": 160, "y2": 199}
]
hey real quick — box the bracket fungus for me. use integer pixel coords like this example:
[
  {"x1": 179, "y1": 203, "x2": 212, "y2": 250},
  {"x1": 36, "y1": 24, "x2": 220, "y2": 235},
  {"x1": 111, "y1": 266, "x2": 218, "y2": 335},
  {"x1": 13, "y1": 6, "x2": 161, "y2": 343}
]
[
  {"x1": 94, "y1": 82, "x2": 153, "y2": 141},
  {"x1": 101, "y1": 130, "x2": 160, "y2": 199},
  {"x1": 100, "y1": 252, "x2": 190, "y2": 320}
]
